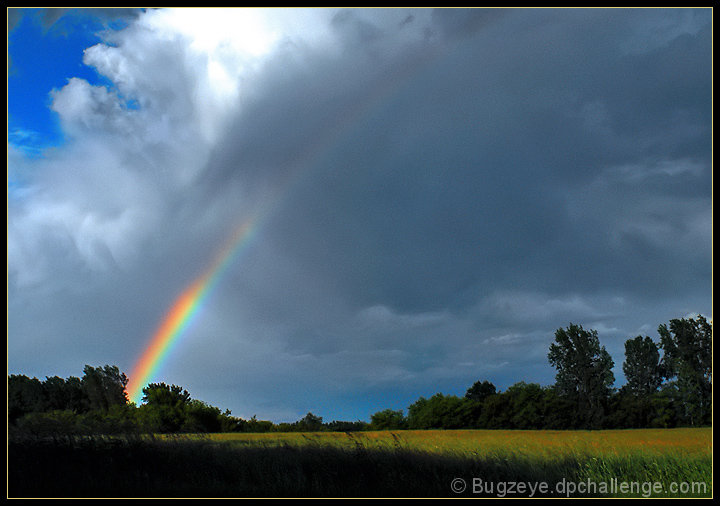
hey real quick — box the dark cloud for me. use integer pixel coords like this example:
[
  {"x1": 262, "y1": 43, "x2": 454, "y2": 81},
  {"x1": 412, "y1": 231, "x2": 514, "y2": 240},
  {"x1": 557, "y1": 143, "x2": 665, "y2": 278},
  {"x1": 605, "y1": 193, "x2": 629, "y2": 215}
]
[
  {"x1": 8, "y1": 9, "x2": 712, "y2": 422},
  {"x1": 207, "y1": 8, "x2": 710, "y2": 315},
  {"x1": 430, "y1": 7, "x2": 508, "y2": 39}
]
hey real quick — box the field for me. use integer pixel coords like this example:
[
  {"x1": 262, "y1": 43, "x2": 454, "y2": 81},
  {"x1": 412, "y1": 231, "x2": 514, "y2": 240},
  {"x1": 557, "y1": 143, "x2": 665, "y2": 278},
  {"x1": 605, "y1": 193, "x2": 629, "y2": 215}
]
[{"x1": 9, "y1": 428, "x2": 712, "y2": 498}]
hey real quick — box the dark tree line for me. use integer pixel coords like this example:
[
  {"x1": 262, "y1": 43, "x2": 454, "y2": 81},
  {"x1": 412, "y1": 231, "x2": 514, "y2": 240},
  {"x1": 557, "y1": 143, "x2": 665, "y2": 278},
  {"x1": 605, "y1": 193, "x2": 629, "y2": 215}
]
[
  {"x1": 9, "y1": 365, "x2": 127, "y2": 423},
  {"x1": 7, "y1": 315, "x2": 711, "y2": 435},
  {"x1": 8, "y1": 370, "x2": 345, "y2": 435}
]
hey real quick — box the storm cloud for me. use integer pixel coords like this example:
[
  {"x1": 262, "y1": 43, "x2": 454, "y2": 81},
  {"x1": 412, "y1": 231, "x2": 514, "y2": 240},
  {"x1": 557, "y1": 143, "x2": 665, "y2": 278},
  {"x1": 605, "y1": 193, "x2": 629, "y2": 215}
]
[{"x1": 8, "y1": 8, "x2": 712, "y2": 422}]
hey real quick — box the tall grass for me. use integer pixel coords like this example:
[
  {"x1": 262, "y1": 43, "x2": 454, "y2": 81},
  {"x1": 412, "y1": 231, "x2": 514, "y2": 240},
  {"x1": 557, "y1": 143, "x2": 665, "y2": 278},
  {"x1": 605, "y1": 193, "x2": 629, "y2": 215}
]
[{"x1": 8, "y1": 429, "x2": 711, "y2": 498}]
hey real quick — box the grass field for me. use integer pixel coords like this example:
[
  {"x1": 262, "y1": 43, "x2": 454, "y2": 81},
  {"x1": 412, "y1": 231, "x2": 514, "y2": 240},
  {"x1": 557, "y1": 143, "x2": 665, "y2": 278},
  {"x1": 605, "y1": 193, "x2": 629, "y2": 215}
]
[
  {"x1": 204, "y1": 427, "x2": 711, "y2": 457},
  {"x1": 9, "y1": 428, "x2": 712, "y2": 498}
]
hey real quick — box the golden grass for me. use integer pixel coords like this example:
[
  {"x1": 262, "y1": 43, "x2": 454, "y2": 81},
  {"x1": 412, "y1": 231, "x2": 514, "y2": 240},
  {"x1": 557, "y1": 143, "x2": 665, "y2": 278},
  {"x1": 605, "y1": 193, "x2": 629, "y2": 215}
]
[{"x1": 204, "y1": 427, "x2": 711, "y2": 460}]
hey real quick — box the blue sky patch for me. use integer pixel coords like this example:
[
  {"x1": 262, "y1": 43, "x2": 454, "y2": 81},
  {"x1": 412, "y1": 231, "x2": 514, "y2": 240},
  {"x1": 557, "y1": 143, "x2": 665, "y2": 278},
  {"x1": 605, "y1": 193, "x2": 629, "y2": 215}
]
[{"x1": 8, "y1": 9, "x2": 112, "y2": 153}]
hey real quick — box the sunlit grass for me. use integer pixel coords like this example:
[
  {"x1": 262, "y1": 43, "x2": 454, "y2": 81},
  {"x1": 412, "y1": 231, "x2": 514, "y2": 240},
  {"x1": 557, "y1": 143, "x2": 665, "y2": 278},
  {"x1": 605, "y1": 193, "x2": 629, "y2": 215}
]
[
  {"x1": 9, "y1": 428, "x2": 711, "y2": 498},
  {"x1": 205, "y1": 427, "x2": 711, "y2": 458},
  {"x1": 202, "y1": 427, "x2": 712, "y2": 498}
]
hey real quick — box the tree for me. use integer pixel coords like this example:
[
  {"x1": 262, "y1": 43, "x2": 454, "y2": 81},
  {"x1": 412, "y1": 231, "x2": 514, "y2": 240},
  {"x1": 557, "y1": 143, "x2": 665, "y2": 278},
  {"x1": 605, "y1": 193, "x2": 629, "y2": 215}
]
[
  {"x1": 465, "y1": 380, "x2": 497, "y2": 403},
  {"x1": 548, "y1": 323, "x2": 615, "y2": 428},
  {"x1": 505, "y1": 382, "x2": 546, "y2": 430},
  {"x1": 8, "y1": 375, "x2": 47, "y2": 423},
  {"x1": 407, "y1": 393, "x2": 470, "y2": 429},
  {"x1": 245, "y1": 415, "x2": 274, "y2": 433},
  {"x1": 540, "y1": 386, "x2": 576, "y2": 429},
  {"x1": 42, "y1": 375, "x2": 86, "y2": 413},
  {"x1": 649, "y1": 384, "x2": 682, "y2": 428},
  {"x1": 182, "y1": 400, "x2": 222, "y2": 433},
  {"x1": 142, "y1": 383, "x2": 191, "y2": 407},
  {"x1": 296, "y1": 412, "x2": 323, "y2": 432},
  {"x1": 620, "y1": 335, "x2": 663, "y2": 427},
  {"x1": 370, "y1": 409, "x2": 407, "y2": 430},
  {"x1": 658, "y1": 315, "x2": 712, "y2": 426},
  {"x1": 461, "y1": 380, "x2": 498, "y2": 428},
  {"x1": 478, "y1": 392, "x2": 512, "y2": 429},
  {"x1": 218, "y1": 410, "x2": 245, "y2": 432},
  {"x1": 140, "y1": 383, "x2": 192, "y2": 433},
  {"x1": 623, "y1": 336, "x2": 663, "y2": 397},
  {"x1": 324, "y1": 420, "x2": 369, "y2": 432},
  {"x1": 82, "y1": 365, "x2": 129, "y2": 411}
]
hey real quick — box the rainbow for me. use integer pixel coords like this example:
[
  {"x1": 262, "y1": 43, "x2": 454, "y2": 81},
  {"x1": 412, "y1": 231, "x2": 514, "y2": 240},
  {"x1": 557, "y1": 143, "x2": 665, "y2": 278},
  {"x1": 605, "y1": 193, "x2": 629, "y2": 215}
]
[
  {"x1": 126, "y1": 218, "x2": 256, "y2": 404},
  {"x1": 125, "y1": 41, "x2": 451, "y2": 405}
]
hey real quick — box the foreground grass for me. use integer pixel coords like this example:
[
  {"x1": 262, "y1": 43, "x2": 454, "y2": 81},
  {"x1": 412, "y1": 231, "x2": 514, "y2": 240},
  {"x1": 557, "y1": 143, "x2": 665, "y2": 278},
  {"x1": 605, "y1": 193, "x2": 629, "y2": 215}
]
[{"x1": 9, "y1": 428, "x2": 711, "y2": 498}]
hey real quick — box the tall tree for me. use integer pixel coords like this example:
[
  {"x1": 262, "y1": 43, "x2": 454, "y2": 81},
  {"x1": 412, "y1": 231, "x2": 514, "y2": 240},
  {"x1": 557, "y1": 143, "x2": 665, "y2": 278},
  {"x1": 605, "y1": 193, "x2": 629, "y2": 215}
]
[
  {"x1": 623, "y1": 335, "x2": 663, "y2": 397},
  {"x1": 658, "y1": 315, "x2": 712, "y2": 426},
  {"x1": 620, "y1": 335, "x2": 664, "y2": 428},
  {"x1": 547, "y1": 323, "x2": 615, "y2": 428}
]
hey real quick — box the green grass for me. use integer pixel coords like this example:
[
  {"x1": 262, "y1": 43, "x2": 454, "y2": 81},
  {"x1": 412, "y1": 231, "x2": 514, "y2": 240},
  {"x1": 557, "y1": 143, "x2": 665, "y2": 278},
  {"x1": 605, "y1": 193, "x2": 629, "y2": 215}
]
[{"x1": 8, "y1": 428, "x2": 711, "y2": 498}]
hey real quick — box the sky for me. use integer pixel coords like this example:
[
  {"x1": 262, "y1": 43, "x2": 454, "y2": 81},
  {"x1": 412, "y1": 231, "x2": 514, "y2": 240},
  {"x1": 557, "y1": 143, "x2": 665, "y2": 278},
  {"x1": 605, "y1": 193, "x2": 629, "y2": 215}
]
[{"x1": 7, "y1": 8, "x2": 712, "y2": 423}]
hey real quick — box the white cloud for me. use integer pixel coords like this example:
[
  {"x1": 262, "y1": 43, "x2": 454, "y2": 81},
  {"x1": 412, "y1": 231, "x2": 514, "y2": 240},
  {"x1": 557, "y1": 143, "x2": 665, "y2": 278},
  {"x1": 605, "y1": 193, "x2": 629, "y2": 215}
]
[
  {"x1": 12, "y1": 9, "x2": 290, "y2": 285},
  {"x1": 50, "y1": 77, "x2": 131, "y2": 135}
]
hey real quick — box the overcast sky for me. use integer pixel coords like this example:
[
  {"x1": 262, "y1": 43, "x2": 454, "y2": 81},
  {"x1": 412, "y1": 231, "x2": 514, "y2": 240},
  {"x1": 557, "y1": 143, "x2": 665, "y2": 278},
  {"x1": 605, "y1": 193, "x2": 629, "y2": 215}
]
[{"x1": 8, "y1": 8, "x2": 712, "y2": 422}]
